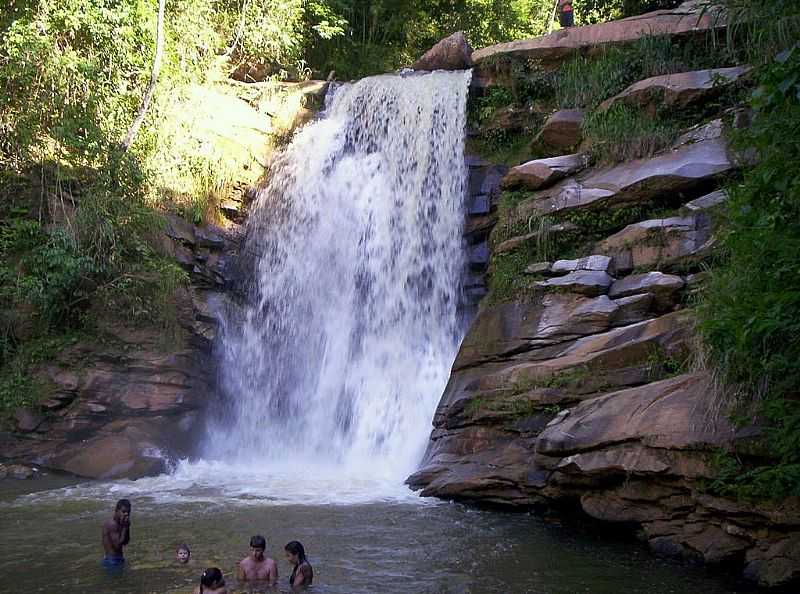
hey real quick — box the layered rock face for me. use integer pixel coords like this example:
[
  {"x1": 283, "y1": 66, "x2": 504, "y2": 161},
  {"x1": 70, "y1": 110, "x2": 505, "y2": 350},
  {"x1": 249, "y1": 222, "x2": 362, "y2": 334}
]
[
  {"x1": 1, "y1": 222, "x2": 240, "y2": 479},
  {"x1": 412, "y1": 6, "x2": 800, "y2": 587}
]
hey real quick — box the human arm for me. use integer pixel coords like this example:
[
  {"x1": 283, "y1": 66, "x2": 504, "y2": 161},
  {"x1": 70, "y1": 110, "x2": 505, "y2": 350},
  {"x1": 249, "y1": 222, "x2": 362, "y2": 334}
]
[
  {"x1": 236, "y1": 559, "x2": 246, "y2": 582},
  {"x1": 291, "y1": 564, "x2": 311, "y2": 588},
  {"x1": 269, "y1": 558, "x2": 278, "y2": 586}
]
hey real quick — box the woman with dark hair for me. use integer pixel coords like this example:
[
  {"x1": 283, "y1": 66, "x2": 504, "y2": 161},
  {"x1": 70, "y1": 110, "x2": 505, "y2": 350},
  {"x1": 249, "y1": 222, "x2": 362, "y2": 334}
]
[
  {"x1": 285, "y1": 541, "x2": 313, "y2": 588},
  {"x1": 194, "y1": 567, "x2": 228, "y2": 594}
]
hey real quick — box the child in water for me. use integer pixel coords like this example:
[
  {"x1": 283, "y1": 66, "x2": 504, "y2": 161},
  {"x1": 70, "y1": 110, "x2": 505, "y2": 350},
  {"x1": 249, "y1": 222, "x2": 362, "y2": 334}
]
[
  {"x1": 195, "y1": 567, "x2": 228, "y2": 594},
  {"x1": 176, "y1": 544, "x2": 191, "y2": 564}
]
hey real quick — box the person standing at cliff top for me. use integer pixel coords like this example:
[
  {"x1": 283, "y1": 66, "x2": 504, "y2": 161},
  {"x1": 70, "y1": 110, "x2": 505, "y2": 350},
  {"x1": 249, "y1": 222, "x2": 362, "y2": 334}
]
[
  {"x1": 101, "y1": 498, "x2": 131, "y2": 569},
  {"x1": 559, "y1": 0, "x2": 575, "y2": 28}
]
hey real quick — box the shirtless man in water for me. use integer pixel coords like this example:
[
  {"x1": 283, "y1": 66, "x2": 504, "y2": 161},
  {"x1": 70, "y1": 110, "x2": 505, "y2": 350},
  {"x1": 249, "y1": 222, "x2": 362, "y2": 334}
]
[
  {"x1": 102, "y1": 499, "x2": 131, "y2": 568},
  {"x1": 236, "y1": 535, "x2": 278, "y2": 585}
]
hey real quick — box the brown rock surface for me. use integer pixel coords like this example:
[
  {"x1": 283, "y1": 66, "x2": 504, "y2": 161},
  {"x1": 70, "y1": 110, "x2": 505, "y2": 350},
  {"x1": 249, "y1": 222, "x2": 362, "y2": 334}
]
[
  {"x1": 597, "y1": 214, "x2": 712, "y2": 273},
  {"x1": 412, "y1": 31, "x2": 474, "y2": 71},
  {"x1": 518, "y1": 138, "x2": 734, "y2": 218},
  {"x1": 472, "y1": 1, "x2": 725, "y2": 67},
  {"x1": 501, "y1": 153, "x2": 588, "y2": 191},
  {"x1": 2, "y1": 223, "x2": 238, "y2": 480},
  {"x1": 598, "y1": 66, "x2": 752, "y2": 113},
  {"x1": 538, "y1": 110, "x2": 585, "y2": 150}
]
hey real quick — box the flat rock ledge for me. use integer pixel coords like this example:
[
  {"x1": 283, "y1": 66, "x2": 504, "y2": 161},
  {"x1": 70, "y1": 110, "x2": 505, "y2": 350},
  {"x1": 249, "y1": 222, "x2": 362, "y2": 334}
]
[{"x1": 472, "y1": 1, "x2": 725, "y2": 68}]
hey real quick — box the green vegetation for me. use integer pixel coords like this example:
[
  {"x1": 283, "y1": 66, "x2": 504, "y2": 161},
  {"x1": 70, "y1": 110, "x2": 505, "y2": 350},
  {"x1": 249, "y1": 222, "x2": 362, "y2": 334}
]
[
  {"x1": 582, "y1": 104, "x2": 681, "y2": 164},
  {"x1": 696, "y1": 0, "x2": 800, "y2": 499}
]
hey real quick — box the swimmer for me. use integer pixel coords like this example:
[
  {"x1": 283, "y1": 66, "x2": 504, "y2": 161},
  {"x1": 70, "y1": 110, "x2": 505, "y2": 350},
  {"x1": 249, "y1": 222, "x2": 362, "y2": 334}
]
[
  {"x1": 285, "y1": 541, "x2": 313, "y2": 588},
  {"x1": 101, "y1": 498, "x2": 131, "y2": 568},
  {"x1": 194, "y1": 567, "x2": 228, "y2": 594},
  {"x1": 176, "y1": 543, "x2": 191, "y2": 564},
  {"x1": 237, "y1": 535, "x2": 278, "y2": 585}
]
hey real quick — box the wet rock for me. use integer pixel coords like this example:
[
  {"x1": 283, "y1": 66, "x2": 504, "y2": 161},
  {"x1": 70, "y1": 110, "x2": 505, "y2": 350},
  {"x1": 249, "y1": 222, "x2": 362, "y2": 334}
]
[
  {"x1": 598, "y1": 67, "x2": 752, "y2": 113},
  {"x1": 195, "y1": 225, "x2": 225, "y2": 249},
  {"x1": 15, "y1": 408, "x2": 45, "y2": 433},
  {"x1": 609, "y1": 272, "x2": 685, "y2": 311},
  {"x1": 5, "y1": 464, "x2": 36, "y2": 479},
  {"x1": 685, "y1": 189, "x2": 727, "y2": 211},
  {"x1": 519, "y1": 138, "x2": 734, "y2": 218},
  {"x1": 674, "y1": 118, "x2": 724, "y2": 145},
  {"x1": 535, "y1": 270, "x2": 614, "y2": 296},
  {"x1": 472, "y1": 1, "x2": 725, "y2": 68},
  {"x1": 501, "y1": 153, "x2": 588, "y2": 191},
  {"x1": 165, "y1": 214, "x2": 196, "y2": 245},
  {"x1": 469, "y1": 241, "x2": 490, "y2": 270},
  {"x1": 412, "y1": 31, "x2": 474, "y2": 71},
  {"x1": 525, "y1": 262, "x2": 552, "y2": 275},
  {"x1": 745, "y1": 534, "x2": 800, "y2": 587},
  {"x1": 598, "y1": 215, "x2": 712, "y2": 273},
  {"x1": 550, "y1": 255, "x2": 613, "y2": 276},
  {"x1": 538, "y1": 110, "x2": 585, "y2": 151}
]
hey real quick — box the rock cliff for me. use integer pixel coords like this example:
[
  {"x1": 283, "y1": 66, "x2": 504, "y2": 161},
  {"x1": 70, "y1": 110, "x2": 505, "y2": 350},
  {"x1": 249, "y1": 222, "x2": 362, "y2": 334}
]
[{"x1": 412, "y1": 3, "x2": 800, "y2": 588}]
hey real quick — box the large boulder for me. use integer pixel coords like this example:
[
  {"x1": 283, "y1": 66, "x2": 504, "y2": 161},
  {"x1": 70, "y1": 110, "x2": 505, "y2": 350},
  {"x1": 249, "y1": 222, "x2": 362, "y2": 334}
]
[
  {"x1": 413, "y1": 31, "x2": 474, "y2": 71},
  {"x1": 537, "y1": 110, "x2": 585, "y2": 151},
  {"x1": 598, "y1": 66, "x2": 753, "y2": 114}
]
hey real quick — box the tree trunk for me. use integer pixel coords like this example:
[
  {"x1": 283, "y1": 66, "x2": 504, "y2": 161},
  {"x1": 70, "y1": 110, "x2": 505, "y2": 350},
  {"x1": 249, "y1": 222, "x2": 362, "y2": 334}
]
[{"x1": 121, "y1": 0, "x2": 166, "y2": 151}]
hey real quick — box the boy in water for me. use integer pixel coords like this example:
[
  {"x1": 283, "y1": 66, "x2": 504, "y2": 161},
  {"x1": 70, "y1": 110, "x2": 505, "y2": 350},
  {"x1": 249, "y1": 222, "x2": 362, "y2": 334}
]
[
  {"x1": 101, "y1": 499, "x2": 131, "y2": 568},
  {"x1": 236, "y1": 535, "x2": 278, "y2": 585},
  {"x1": 176, "y1": 543, "x2": 191, "y2": 564}
]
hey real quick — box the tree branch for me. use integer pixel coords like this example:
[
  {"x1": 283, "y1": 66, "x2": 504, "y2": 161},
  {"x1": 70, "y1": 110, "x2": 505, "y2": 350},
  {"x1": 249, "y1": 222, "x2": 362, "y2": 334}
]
[{"x1": 121, "y1": 0, "x2": 166, "y2": 151}]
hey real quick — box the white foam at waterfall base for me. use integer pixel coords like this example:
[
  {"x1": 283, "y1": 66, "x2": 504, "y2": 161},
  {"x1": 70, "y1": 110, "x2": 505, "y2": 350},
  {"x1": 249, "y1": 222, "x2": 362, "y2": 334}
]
[{"x1": 191, "y1": 70, "x2": 473, "y2": 501}]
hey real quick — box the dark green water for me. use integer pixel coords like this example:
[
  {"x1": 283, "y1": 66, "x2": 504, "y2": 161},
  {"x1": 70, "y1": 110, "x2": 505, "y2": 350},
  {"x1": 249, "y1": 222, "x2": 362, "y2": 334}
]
[{"x1": 0, "y1": 473, "x2": 755, "y2": 594}]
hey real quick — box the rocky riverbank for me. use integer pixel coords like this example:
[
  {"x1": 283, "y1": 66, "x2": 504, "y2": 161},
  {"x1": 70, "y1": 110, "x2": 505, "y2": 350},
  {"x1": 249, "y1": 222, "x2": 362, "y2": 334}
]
[{"x1": 409, "y1": 2, "x2": 800, "y2": 588}]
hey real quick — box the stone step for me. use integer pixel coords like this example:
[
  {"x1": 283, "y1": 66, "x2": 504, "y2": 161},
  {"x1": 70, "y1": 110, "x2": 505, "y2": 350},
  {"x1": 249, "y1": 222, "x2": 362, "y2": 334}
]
[
  {"x1": 598, "y1": 66, "x2": 753, "y2": 114},
  {"x1": 597, "y1": 213, "x2": 712, "y2": 273},
  {"x1": 501, "y1": 153, "x2": 589, "y2": 191},
  {"x1": 517, "y1": 137, "x2": 734, "y2": 219}
]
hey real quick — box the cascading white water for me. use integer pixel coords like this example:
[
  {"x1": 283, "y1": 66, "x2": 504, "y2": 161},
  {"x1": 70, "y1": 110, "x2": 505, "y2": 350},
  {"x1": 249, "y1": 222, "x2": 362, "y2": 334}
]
[{"x1": 204, "y1": 70, "x2": 472, "y2": 484}]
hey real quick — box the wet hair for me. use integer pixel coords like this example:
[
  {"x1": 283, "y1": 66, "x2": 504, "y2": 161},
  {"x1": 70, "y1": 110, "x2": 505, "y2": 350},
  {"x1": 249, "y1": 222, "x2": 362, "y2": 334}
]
[
  {"x1": 200, "y1": 567, "x2": 223, "y2": 587},
  {"x1": 177, "y1": 543, "x2": 190, "y2": 554},
  {"x1": 284, "y1": 541, "x2": 306, "y2": 563},
  {"x1": 249, "y1": 535, "x2": 266, "y2": 550},
  {"x1": 115, "y1": 498, "x2": 131, "y2": 512}
]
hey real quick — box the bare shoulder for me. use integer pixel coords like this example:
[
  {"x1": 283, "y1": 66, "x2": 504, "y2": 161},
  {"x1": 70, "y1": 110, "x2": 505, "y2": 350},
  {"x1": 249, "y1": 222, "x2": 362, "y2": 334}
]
[
  {"x1": 267, "y1": 557, "x2": 278, "y2": 568},
  {"x1": 102, "y1": 518, "x2": 116, "y2": 531}
]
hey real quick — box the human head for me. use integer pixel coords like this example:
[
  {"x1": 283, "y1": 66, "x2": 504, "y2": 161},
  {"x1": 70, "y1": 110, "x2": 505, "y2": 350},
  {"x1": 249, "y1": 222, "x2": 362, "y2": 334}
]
[
  {"x1": 249, "y1": 535, "x2": 266, "y2": 560},
  {"x1": 284, "y1": 541, "x2": 306, "y2": 565},
  {"x1": 176, "y1": 543, "x2": 190, "y2": 564},
  {"x1": 200, "y1": 567, "x2": 224, "y2": 587},
  {"x1": 114, "y1": 499, "x2": 131, "y2": 522}
]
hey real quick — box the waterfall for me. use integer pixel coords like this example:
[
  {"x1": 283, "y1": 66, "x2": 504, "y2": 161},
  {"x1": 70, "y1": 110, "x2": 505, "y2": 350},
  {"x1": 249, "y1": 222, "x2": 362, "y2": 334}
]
[{"x1": 205, "y1": 70, "x2": 472, "y2": 483}]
